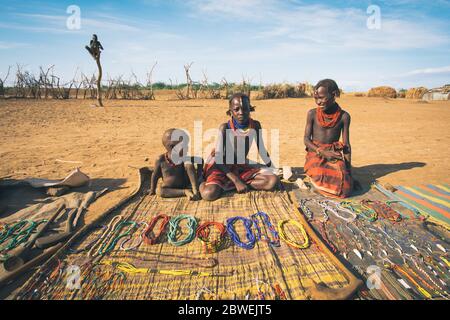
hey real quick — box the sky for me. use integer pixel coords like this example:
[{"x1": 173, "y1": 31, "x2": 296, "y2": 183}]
[{"x1": 0, "y1": 0, "x2": 449, "y2": 91}]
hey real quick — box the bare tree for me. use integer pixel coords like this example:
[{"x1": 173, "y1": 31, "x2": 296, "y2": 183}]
[
  {"x1": 105, "y1": 74, "x2": 115, "y2": 99},
  {"x1": 22, "y1": 68, "x2": 39, "y2": 98},
  {"x1": 170, "y1": 78, "x2": 186, "y2": 100},
  {"x1": 240, "y1": 74, "x2": 253, "y2": 97},
  {"x1": 13, "y1": 64, "x2": 27, "y2": 98},
  {"x1": 70, "y1": 68, "x2": 82, "y2": 99},
  {"x1": 80, "y1": 72, "x2": 97, "y2": 100},
  {"x1": 198, "y1": 70, "x2": 208, "y2": 98},
  {"x1": 129, "y1": 70, "x2": 143, "y2": 99},
  {"x1": 0, "y1": 66, "x2": 11, "y2": 97},
  {"x1": 59, "y1": 77, "x2": 75, "y2": 99},
  {"x1": 115, "y1": 75, "x2": 124, "y2": 99},
  {"x1": 38, "y1": 65, "x2": 54, "y2": 99},
  {"x1": 184, "y1": 62, "x2": 194, "y2": 99},
  {"x1": 85, "y1": 34, "x2": 104, "y2": 106},
  {"x1": 200, "y1": 70, "x2": 220, "y2": 99},
  {"x1": 74, "y1": 77, "x2": 83, "y2": 99},
  {"x1": 221, "y1": 77, "x2": 229, "y2": 99},
  {"x1": 145, "y1": 61, "x2": 157, "y2": 100}
]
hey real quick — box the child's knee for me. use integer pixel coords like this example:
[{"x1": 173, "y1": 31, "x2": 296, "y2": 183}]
[
  {"x1": 184, "y1": 162, "x2": 195, "y2": 170},
  {"x1": 264, "y1": 174, "x2": 279, "y2": 190},
  {"x1": 200, "y1": 186, "x2": 221, "y2": 201}
]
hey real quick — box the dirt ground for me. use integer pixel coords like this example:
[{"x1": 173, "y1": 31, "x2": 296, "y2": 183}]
[{"x1": 1, "y1": 95, "x2": 449, "y2": 220}]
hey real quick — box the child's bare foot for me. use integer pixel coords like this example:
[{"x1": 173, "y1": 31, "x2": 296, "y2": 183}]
[
  {"x1": 184, "y1": 189, "x2": 196, "y2": 200},
  {"x1": 193, "y1": 189, "x2": 201, "y2": 200}
]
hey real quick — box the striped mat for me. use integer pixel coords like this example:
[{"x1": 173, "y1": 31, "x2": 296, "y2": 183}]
[{"x1": 394, "y1": 184, "x2": 450, "y2": 227}]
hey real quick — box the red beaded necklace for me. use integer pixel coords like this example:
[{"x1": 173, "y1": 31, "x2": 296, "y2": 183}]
[
  {"x1": 143, "y1": 214, "x2": 171, "y2": 245},
  {"x1": 196, "y1": 221, "x2": 227, "y2": 254},
  {"x1": 316, "y1": 104, "x2": 342, "y2": 128},
  {"x1": 164, "y1": 152, "x2": 179, "y2": 167}
]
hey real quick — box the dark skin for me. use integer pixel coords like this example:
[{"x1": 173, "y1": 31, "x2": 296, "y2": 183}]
[
  {"x1": 200, "y1": 97, "x2": 278, "y2": 201},
  {"x1": 149, "y1": 130, "x2": 202, "y2": 200},
  {"x1": 304, "y1": 86, "x2": 352, "y2": 173}
]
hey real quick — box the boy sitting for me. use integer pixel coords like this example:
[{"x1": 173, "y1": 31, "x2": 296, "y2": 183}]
[
  {"x1": 200, "y1": 93, "x2": 279, "y2": 201},
  {"x1": 303, "y1": 79, "x2": 353, "y2": 198},
  {"x1": 149, "y1": 128, "x2": 201, "y2": 200}
]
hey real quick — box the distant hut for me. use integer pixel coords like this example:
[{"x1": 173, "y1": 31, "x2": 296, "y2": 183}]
[
  {"x1": 422, "y1": 85, "x2": 450, "y2": 101},
  {"x1": 368, "y1": 86, "x2": 397, "y2": 98}
]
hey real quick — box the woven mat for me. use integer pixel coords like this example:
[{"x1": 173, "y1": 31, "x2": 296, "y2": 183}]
[
  {"x1": 292, "y1": 184, "x2": 450, "y2": 300},
  {"x1": 393, "y1": 184, "x2": 450, "y2": 228},
  {"x1": 15, "y1": 183, "x2": 353, "y2": 300}
]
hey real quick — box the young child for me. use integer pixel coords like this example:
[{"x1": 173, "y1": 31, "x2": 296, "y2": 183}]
[
  {"x1": 200, "y1": 93, "x2": 278, "y2": 201},
  {"x1": 303, "y1": 79, "x2": 353, "y2": 198},
  {"x1": 149, "y1": 128, "x2": 201, "y2": 200}
]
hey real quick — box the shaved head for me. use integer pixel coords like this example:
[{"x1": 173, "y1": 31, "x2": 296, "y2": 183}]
[
  {"x1": 162, "y1": 128, "x2": 189, "y2": 154},
  {"x1": 162, "y1": 128, "x2": 177, "y2": 146}
]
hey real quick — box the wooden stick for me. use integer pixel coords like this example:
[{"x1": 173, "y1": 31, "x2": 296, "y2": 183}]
[
  {"x1": 0, "y1": 243, "x2": 63, "y2": 287},
  {"x1": 35, "y1": 208, "x2": 77, "y2": 249},
  {"x1": 95, "y1": 57, "x2": 103, "y2": 107}
]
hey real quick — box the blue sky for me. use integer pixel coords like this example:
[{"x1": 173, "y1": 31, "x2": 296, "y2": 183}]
[{"x1": 0, "y1": 0, "x2": 449, "y2": 91}]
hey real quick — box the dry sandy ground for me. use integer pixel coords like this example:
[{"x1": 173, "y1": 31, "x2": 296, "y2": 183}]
[{"x1": 1, "y1": 95, "x2": 449, "y2": 220}]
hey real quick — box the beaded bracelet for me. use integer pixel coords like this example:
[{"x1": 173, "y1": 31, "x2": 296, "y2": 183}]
[
  {"x1": 88, "y1": 215, "x2": 124, "y2": 257},
  {"x1": 226, "y1": 216, "x2": 256, "y2": 250},
  {"x1": 312, "y1": 207, "x2": 336, "y2": 252},
  {"x1": 318, "y1": 200, "x2": 357, "y2": 223},
  {"x1": 99, "y1": 220, "x2": 138, "y2": 255},
  {"x1": 390, "y1": 264, "x2": 432, "y2": 299},
  {"x1": 410, "y1": 257, "x2": 448, "y2": 297},
  {"x1": 317, "y1": 219, "x2": 338, "y2": 254},
  {"x1": 1, "y1": 219, "x2": 48, "y2": 254},
  {"x1": 386, "y1": 200, "x2": 422, "y2": 220},
  {"x1": 143, "y1": 214, "x2": 171, "y2": 245},
  {"x1": 120, "y1": 222, "x2": 148, "y2": 251},
  {"x1": 339, "y1": 201, "x2": 377, "y2": 222},
  {"x1": 251, "y1": 212, "x2": 280, "y2": 247},
  {"x1": 0, "y1": 220, "x2": 27, "y2": 243},
  {"x1": 361, "y1": 200, "x2": 402, "y2": 223},
  {"x1": 0, "y1": 220, "x2": 28, "y2": 244},
  {"x1": 299, "y1": 199, "x2": 314, "y2": 220},
  {"x1": 278, "y1": 219, "x2": 309, "y2": 249},
  {"x1": 167, "y1": 214, "x2": 198, "y2": 246},
  {"x1": 196, "y1": 221, "x2": 227, "y2": 253}
]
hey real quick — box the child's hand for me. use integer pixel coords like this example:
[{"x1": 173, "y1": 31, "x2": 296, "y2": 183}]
[
  {"x1": 184, "y1": 189, "x2": 200, "y2": 201},
  {"x1": 234, "y1": 180, "x2": 249, "y2": 194},
  {"x1": 193, "y1": 188, "x2": 201, "y2": 200},
  {"x1": 320, "y1": 150, "x2": 341, "y2": 161}
]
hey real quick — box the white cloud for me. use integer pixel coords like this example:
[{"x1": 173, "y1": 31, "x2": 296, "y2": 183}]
[
  {"x1": 15, "y1": 13, "x2": 142, "y2": 33},
  {"x1": 0, "y1": 21, "x2": 76, "y2": 34},
  {"x1": 188, "y1": 0, "x2": 450, "y2": 50},
  {"x1": 404, "y1": 65, "x2": 450, "y2": 76},
  {"x1": 382, "y1": 65, "x2": 450, "y2": 82},
  {"x1": 188, "y1": 0, "x2": 274, "y2": 19},
  {"x1": 0, "y1": 41, "x2": 29, "y2": 49}
]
